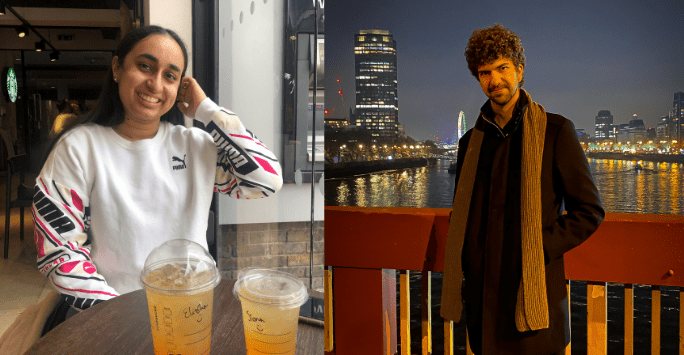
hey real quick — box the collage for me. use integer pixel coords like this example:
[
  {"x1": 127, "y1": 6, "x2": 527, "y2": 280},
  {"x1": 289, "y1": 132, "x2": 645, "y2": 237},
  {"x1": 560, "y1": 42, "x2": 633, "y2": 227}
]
[{"x1": 0, "y1": 0, "x2": 683, "y2": 354}]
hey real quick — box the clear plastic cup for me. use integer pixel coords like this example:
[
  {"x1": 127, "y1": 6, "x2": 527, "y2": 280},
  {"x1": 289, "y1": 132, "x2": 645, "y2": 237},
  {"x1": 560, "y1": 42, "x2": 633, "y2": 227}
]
[
  {"x1": 139, "y1": 239, "x2": 221, "y2": 355},
  {"x1": 233, "y1": 268, "x2": 309, "y2": 354}
]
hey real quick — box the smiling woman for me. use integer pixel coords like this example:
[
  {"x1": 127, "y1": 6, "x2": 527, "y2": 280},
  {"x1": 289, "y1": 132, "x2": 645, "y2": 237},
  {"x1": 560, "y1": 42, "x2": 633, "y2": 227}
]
[{"x1": 31, "y1": 25, "x2": 283, "y2": 335}]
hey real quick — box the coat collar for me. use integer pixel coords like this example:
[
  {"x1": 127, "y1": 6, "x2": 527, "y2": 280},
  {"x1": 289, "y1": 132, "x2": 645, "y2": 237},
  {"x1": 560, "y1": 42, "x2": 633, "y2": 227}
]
[{"x1": 477, "y1": 88, "x2": 530, "y2": 137}]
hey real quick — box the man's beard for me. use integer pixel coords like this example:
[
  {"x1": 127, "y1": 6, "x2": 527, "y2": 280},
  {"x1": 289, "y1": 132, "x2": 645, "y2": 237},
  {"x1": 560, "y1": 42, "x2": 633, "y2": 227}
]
[{"x1": 489, "y1": 84, "x2": 517, "y2": 106}]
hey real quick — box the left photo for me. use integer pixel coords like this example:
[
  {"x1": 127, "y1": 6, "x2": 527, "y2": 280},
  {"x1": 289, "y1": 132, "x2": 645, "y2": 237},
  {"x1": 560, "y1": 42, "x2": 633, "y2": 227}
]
[{"x1": 0, "y1": 1, "x2": 324, "y2": 354}]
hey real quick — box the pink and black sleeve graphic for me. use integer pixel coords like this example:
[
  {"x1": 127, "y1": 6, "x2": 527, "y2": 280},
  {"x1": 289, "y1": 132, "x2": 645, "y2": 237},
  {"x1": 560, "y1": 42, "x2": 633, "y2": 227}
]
[
  {"x1": 205, "y1": 109, "x2": 283, "y2": 199},
  {"x1": 33, "y1": 178, "x2": 119, "y2": 310}
]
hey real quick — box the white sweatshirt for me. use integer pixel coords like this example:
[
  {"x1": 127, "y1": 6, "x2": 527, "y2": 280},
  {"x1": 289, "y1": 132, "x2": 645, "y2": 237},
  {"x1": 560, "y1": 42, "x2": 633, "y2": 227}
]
[{"x1": 33, "y1": 98, "x2": 282, "y2": 310}]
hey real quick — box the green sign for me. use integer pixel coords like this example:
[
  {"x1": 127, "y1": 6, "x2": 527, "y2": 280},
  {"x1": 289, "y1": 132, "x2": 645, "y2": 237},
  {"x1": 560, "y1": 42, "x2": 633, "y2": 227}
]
[{"x1": 6, "y1": 68, "x2": 17, "y2": 103}]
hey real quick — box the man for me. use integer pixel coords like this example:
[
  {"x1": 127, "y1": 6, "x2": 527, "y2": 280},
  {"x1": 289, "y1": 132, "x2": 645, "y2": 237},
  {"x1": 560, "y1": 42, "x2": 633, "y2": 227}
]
[{"x1": 440, "y1": 24, "x2": 605, "y2": 355}]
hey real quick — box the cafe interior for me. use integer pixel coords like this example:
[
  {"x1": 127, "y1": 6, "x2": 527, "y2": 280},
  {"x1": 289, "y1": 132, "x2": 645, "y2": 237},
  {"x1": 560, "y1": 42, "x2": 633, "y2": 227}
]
[{"x1": 0, "y1": 0, "x2": 139, "y2": 339}]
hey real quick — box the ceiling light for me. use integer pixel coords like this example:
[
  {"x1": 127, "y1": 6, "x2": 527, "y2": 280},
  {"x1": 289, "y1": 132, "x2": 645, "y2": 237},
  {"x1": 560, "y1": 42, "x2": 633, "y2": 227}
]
[
  {"x1": 50, "y1": 51, "x2": 60, "y2": 62},
  {"x1": 16, "y1": 25, "x2": 28, "y2": 37},
  {"x1": 35, "y1": 41, "x2": 45, "y2": 52}
]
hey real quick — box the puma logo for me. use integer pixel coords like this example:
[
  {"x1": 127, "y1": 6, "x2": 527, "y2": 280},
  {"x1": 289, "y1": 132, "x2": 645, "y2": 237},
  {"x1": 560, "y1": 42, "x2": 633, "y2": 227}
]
[{"x1": 172, "y1": 155, "x2": 186, "y2": 170}]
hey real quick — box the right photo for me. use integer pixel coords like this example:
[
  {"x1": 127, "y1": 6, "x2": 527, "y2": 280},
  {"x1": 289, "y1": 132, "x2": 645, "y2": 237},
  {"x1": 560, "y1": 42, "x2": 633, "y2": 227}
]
[{"x1": 324, "y1": 1, "x2": 684, "y2": 355}]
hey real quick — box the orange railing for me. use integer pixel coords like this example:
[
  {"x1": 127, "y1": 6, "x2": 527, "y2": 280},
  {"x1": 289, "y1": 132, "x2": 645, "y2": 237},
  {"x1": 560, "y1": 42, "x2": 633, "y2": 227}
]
[{"x1": 324, "y1": 206, "x2": 684, "y2": 355}]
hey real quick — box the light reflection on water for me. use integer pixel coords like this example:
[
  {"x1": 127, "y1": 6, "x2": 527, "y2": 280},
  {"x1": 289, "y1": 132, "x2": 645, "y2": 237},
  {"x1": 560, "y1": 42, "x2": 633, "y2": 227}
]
[
  {"x1": 590, "y1": 159, "x2": 683, "y2": 214},
  {"x1": 326, "y1": 160, "x2": 456, "y2": 209},
  {"x1": 325, "y1": 158, "x2": 684, "y2": 214}
]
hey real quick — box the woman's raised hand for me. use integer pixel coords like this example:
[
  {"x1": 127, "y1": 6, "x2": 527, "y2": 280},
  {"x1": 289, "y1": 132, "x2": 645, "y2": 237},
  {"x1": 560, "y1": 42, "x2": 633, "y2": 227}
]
[{"x1": 176, "y1": 77, "x2": 207, "y2": 118}]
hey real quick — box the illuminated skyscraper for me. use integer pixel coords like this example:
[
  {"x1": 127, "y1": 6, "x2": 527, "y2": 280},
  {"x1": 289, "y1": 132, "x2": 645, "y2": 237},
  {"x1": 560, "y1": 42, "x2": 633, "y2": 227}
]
[
  {"x1": 628, "y1": 114, "x2": 646, "y2": 144},
  {"x1": 594, "y1": 110, "x2": 614, "y2": 143},
  {"x1": 672, "y1": 92, "x2": 684, "y2": 142},
  {"x1": 657, "y1": 115, "x2": 669, "y2": 140},
  {"x1": 354, "y1": 29, "x2": 398, "y2": 140}
]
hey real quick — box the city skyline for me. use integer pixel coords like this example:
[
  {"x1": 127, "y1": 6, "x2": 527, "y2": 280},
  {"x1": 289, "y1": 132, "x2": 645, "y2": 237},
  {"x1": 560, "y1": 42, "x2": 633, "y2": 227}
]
[{"x1": 326, "y1": 0, "x2": 684, "y2": 142}]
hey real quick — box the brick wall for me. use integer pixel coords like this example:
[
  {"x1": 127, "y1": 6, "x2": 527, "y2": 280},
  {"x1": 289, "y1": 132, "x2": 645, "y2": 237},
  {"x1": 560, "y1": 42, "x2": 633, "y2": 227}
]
[{"x1": 217, "y1": 221, "x2": 325, "y2": 292}]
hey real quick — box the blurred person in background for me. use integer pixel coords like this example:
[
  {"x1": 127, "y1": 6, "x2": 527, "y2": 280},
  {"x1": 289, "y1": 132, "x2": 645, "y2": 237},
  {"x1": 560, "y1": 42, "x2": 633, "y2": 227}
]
[{"x1": 50, "y1": 99, "x2": 81, "y2": 137}]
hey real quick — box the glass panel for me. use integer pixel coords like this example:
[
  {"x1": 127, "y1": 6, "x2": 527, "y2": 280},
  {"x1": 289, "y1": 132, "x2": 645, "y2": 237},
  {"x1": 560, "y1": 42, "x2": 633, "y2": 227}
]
[
  {"x1": 295, "y1": 34, "x2": 324, "y2": 173},
  {"x1": 282, "y1": 0, "x2": 324, "y2": 183}
]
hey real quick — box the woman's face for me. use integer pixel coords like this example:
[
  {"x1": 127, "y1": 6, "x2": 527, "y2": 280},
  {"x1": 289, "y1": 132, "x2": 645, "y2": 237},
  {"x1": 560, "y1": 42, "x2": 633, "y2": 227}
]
[{"x1": 112, "y1": 34, "x2": 184, "y2": 124}]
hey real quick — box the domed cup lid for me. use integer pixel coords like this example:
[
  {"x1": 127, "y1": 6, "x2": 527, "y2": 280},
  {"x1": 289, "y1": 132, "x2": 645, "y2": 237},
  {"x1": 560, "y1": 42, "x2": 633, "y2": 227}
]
[
  {"x1": 233, "y1": 268, "x2": 308, "y2": 309},
  {"x1": 139, "y1": 239, "x2": 220, "y2": 293}
]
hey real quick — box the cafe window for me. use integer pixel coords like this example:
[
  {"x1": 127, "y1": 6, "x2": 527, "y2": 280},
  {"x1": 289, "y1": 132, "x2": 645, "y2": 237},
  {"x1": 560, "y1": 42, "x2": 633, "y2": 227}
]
[{"x1": 282, "y1": 0, "x2": 324, "y2": 184}]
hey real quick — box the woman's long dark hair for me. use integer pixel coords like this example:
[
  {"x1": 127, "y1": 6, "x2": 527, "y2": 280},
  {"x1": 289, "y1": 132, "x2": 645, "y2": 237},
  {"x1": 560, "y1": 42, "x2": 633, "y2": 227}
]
[{"x1": 42, "y1": 25, "x2": 189, "y2": 165}]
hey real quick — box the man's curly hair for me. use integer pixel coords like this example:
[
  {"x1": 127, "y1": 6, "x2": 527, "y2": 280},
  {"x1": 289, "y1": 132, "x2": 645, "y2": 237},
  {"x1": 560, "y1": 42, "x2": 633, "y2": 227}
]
[{"x1": 465, "y1": 23, "x2": 525, "y2": 87}]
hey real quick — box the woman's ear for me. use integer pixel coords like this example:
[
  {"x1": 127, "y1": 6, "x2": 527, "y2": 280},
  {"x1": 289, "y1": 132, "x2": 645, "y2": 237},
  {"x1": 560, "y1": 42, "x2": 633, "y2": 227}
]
[{"x1": 112, "y1": 56, "x2": 121, "y2": 77}]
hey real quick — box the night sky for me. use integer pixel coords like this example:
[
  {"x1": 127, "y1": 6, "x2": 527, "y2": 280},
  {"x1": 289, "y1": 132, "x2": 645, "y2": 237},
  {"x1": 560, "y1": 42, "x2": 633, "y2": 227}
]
[{"x1": 325, "y1": 0, "x2": 684, "y2": 142}]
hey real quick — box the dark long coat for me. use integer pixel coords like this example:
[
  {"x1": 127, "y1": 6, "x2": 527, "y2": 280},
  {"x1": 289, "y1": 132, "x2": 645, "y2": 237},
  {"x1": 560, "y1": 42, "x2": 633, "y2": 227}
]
[{"x1": 453, "y1": 93, "x2": 605, "y2": 355}]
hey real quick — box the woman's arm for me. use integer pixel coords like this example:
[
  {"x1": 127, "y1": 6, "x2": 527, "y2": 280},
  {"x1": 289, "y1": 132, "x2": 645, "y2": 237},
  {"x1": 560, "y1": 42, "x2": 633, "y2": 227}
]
[
  {"x1": 177, "y1": 77, "x2": 283, "y2": 199},
  {"x1": 34, "y1": 147, "x2": 119, "y2": 311}
]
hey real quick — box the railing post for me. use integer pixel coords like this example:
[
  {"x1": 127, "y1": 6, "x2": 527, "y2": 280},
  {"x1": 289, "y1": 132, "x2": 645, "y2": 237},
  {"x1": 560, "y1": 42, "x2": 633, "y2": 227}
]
[
  {"x1": 443, "y1": 320, "x2": 453, "y2": 355},
  {"x1": 651, "y1": 285, "x2": 661, "y2": 355},
  {"x1": 466, "y1": 329, "x2": 474, "y2": 355},
  {"x1": 587, "y1": 281, "x2": 607, "y2": 355},
  {"x1": 333, "y1": 267, "x2": 397, "y2": 355},
  {"x1": 566, "y1": 280, "x2": 571, "y2": 355},
  {"x1": 421, "y1": 270, "x2": 432, "y2": 355},
  {"x1": 624, "y1": 283, "x2": 633, "y2": 355},
  {"x1": 679, "y1": 287, "x2": 684, "y2": 355},
  {"x1": 382, "y1": 269, "x2": 397, "y2": 355},
  {"x1": 325, "y1": 267, "x2": 334, "y2": 353},
  {"x1": 400, "y1": 270, "x2": 410, "y2": 355}
]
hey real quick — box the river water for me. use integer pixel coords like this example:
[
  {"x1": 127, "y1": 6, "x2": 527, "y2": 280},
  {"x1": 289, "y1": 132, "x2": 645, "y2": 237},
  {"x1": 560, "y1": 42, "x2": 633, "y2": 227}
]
[{"x1": 325, "y1": 157, "x2": 683, "y2": 354}]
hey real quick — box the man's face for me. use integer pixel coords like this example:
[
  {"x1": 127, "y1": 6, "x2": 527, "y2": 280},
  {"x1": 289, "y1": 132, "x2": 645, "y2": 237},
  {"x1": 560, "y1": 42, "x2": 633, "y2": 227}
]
[{"x1": 477, "y1": 57, "x2": 523, "y2": 107}]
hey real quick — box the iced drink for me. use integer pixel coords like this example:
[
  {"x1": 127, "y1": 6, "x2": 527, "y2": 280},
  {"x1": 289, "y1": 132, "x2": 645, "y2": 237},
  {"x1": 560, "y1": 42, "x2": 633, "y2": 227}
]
[
  {"x1": 140, "y1": 240, "x2": 220, "y2": 355},
  {"x1": 233, "y1": 268, "x2": 308, "y2": 355}
]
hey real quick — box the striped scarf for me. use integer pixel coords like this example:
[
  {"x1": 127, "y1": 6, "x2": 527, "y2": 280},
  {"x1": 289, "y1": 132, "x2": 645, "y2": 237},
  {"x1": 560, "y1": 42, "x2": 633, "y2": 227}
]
[{"x1": 440, "y1": 89, "x2": 549, "y2": 332}]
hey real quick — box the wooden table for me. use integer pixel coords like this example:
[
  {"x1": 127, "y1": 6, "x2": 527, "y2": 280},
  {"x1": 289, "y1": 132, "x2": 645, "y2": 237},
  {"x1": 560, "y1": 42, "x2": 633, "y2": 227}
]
[{"x1": 25, "y1": 279, "x2": 323, "y2": 354}]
